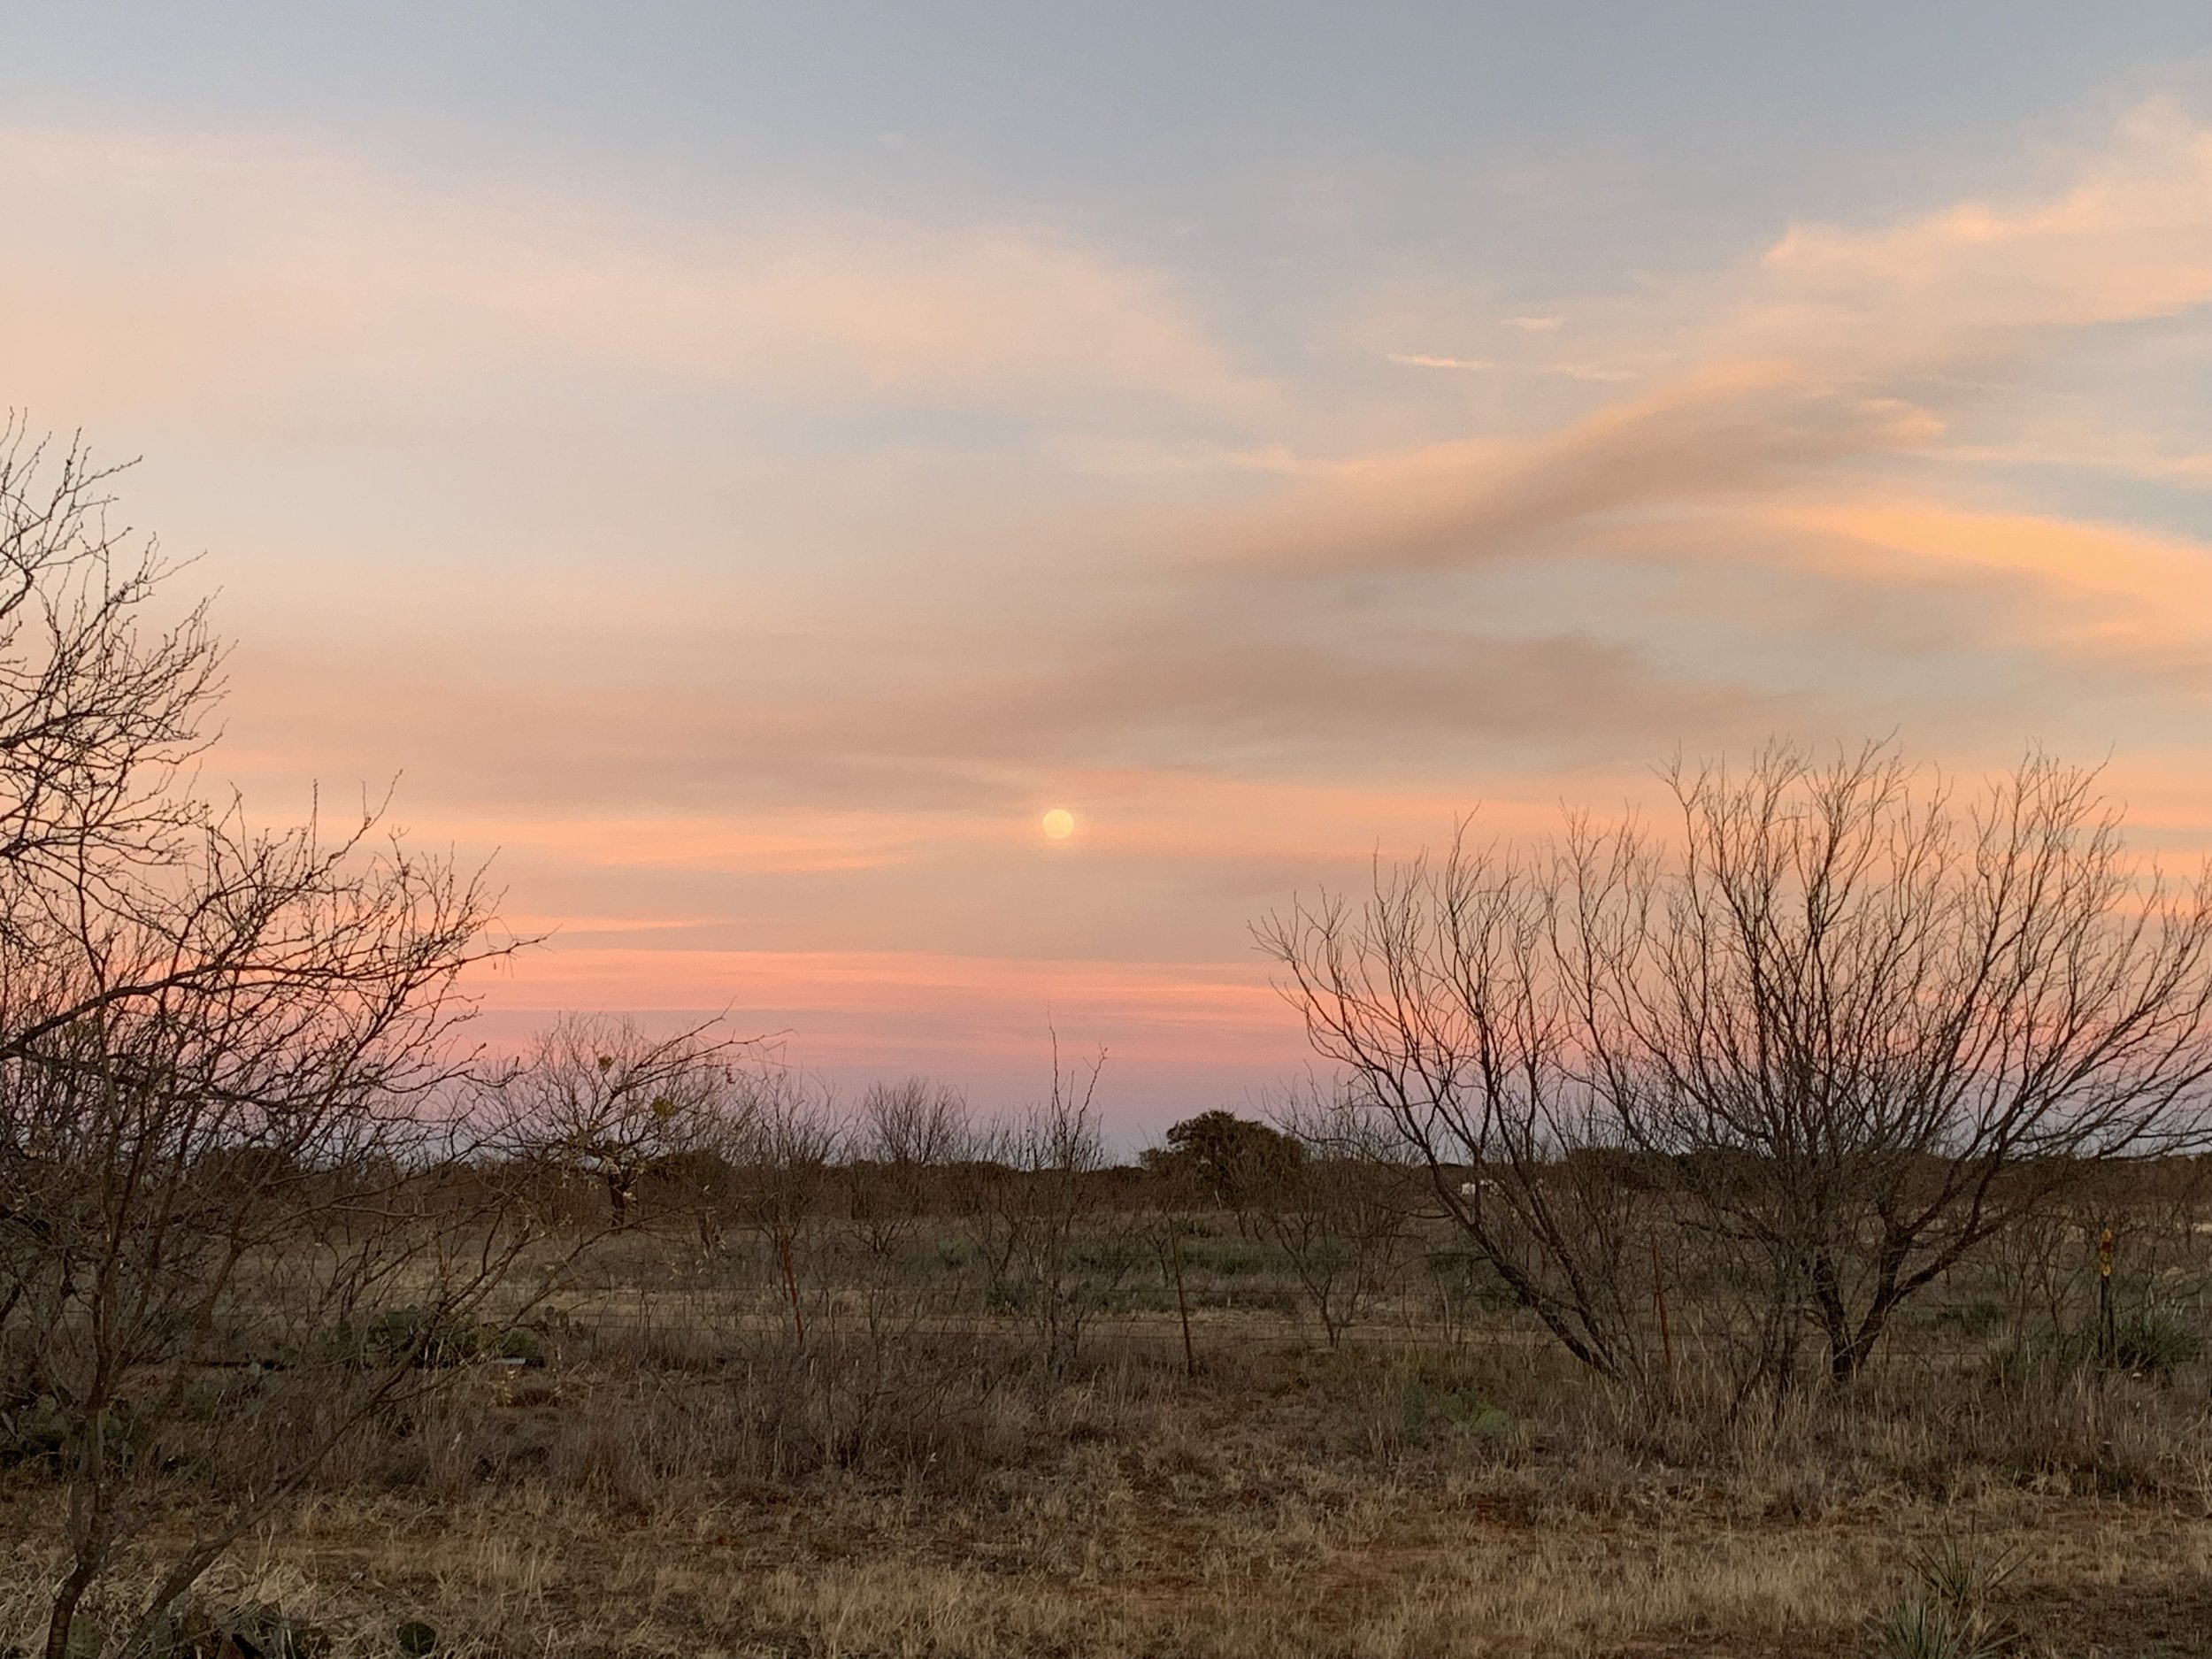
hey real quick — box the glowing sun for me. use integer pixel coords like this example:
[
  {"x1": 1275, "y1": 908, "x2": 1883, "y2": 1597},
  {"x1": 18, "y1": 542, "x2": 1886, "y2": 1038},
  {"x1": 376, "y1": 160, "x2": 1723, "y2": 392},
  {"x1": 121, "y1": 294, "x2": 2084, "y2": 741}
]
[{"x1": 1041, "y1": 808, "x2": 1076, "y2": 841}]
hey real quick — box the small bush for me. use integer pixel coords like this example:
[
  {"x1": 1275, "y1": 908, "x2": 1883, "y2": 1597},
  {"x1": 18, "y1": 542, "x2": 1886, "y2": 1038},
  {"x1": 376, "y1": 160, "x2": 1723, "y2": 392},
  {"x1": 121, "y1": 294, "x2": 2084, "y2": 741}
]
[
  {"x1": 360, "y1": 1309, "x2": 549, "y2": 1370},
  {"x1": 1930, "y1": 1300, "x2": 2004, "y2": 1339},
  {"x1": 1870, "y1": 1535, "x2": 2020, "y2": 1659},
  {"x1": 1186, "y1": 1238, "x2": 1277, "y2": 1277},
  {"x1": 1397, "y1": 1379, "x2": 1512, "y2": 1444},
  {"x1": 2109, "y1": 1309, "x2": 2201, "y2": 1376},
  {"x1": 1873, "y1": 1595, "x2": 2008, "y2": 1659}
]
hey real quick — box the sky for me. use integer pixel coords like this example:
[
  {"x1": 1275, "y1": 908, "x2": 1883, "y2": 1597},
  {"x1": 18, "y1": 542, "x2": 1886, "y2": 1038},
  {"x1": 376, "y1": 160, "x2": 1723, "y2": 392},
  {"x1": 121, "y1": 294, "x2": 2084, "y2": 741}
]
[{"x1": 7, "y1": 4, "x2": 2212, "y2": 1131}]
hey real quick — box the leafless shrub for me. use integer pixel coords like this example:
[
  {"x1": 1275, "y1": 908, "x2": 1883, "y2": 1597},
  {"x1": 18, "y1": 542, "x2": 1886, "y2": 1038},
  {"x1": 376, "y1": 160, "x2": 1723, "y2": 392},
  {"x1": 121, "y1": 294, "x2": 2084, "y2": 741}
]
[
  {"x1": 1263, "y1": 741, "x2": 2212, "y2": 1395},
  {"x1": 1615, "y1": 745, "x2": 2212, "y2": 1388},
  {"x1": 833, "y1": 1077, "x2": 974, "y2": 1378},
  {"x1": 488, "y1": 1014, "x2": 757, "y2": 1229},
  {"x1": 728, "y1": 1068, "x2": 842, "y2": 1346},
  {"x1": 1259, "y1": 1087, "x2": 1411, "y2": 1348},
  {"x1": 1257, "y1": 824, "x2": 1659, "y2": 1379},
  {"x1": 959, "y1": 1051, "x2": 1136, "y2": 1375},
  {"x1": 842, "y1": 1075, "x2": 969, "y2": 1260},
  {"x1": 0, "y1": 429, "x2": 553, "y2": 1659}
]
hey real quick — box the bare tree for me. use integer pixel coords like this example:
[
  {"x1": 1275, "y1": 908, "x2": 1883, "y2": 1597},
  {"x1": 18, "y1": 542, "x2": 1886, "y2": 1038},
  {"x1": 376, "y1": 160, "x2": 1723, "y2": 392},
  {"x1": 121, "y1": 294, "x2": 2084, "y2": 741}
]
[
  {"x1": 1593, "y1": 745, "x2": 2212, "y2": 1385},
  {"x1": 0, "y1": 429, "x2": 551, "y2": 1656},
  {"x1": 961, "y1": 1051, "x2": 1133, "y2": 1375},
  {"x1": 490, "y1": 1014, "x2": 755, "y2": 1227},
  {"x1": 1260, "y1": 1087, "x2": 1410, "y2": 1348},
  {"x1": 2, "y1": 853, "x2": 522, "y2": 1659},
  {"x1": 0, "y1": 421, "x2": 219, "y2": 936},
  {"x1": 1263, "y1": 743, "x2": 2212, "y2": 1391},
  {"x1": 731, "y1": 1069, "x2": 841, "y2": 1347},
  {"x1": 0, "y1": 431, "x2": 557, "y2": 1659},
  {"x1": 1258, "y1": 833, "x2": 1656, "y2": 1381}
]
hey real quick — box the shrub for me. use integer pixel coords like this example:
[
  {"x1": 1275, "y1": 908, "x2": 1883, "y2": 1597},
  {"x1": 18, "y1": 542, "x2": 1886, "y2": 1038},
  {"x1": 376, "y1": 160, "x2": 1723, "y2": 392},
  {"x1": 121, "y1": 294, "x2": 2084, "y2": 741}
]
[
  {"x1": 1871, "y1": 1535, "x2": 2020, "y2": 1659},
  {"x1": 2109, "y1": 1309, "x2": 2201, "y2": 1376}
]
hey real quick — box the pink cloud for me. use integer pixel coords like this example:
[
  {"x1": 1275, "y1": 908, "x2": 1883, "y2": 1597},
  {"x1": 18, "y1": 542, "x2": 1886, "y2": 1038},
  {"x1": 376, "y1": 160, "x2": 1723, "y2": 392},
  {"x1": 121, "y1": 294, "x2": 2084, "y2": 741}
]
[{"x1": 0, "y1": 126, "x2": 1275, "y2": 428}]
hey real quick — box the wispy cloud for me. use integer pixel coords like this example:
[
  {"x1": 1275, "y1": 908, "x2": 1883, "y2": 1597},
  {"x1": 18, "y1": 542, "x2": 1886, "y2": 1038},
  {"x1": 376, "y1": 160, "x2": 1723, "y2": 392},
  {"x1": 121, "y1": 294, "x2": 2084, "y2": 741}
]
[
  {"x1": 0, "y1": 126, "x2": 1277, "y2": 426},
  {"x1": 1756, "y1": 99, "x2": 2212, "y2": 343},
  {"x1": 1235, "y1": 103, "x2": 2212, "y2": 616},
  {"x1": 1386, "y1": 352, "x2": 1494, "y2": 371},
  {"x1": 217, "y1": 99, "x2": 2212, "y2": 856},
  {"x1": 1227, "y1": 365, "x2": 1942, "y2": 570}
]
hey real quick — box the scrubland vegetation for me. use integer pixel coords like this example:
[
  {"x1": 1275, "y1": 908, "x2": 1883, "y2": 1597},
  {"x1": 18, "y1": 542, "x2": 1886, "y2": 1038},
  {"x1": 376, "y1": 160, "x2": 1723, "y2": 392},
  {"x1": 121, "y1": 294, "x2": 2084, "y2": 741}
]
[
  {"x1": 7, "y1": 427, "x2": 2212, "y2": 1658},
  {"x1": 12, "y1": 1108, "x2": 2212, "y2": 1659}
]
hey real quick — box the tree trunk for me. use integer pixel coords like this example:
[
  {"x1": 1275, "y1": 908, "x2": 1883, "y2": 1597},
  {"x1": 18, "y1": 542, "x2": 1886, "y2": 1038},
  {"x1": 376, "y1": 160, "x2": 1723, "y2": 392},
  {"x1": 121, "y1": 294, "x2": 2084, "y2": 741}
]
[{"x1": 777, "y1": 1230, "x2": 805, "y2": 1345}]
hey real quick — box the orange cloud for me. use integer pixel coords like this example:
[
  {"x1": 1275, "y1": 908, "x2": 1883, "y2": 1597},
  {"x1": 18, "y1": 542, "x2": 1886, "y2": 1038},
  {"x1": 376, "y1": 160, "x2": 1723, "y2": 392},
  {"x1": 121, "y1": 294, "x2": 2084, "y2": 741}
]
[
  {"x1": 1760, "y1": 100, "x2": 2212, "y2": 342},
  {"x1": 1772, "y1": 502, "x2": 2212, "y2": 649}
]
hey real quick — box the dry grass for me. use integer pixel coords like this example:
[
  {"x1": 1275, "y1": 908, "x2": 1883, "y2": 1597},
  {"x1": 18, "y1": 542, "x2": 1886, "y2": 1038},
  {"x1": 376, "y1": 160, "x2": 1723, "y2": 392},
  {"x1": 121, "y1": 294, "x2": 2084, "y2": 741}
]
[
  {"x1": 8, "y1": 1336, "x2": 2212, "y2": 1656},
  {"x1": 9, "y1": 1467, "x2": 2206, "y2": 1657},
  {"x1": 10, "y1": 1209, "x2": 2212, "y2": 1658}
]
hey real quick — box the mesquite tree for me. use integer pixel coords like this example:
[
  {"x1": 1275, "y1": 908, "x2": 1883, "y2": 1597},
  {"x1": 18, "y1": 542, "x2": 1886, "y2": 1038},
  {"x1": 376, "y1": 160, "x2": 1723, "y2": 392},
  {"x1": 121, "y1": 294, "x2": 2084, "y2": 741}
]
[
  {"x1": 0, "y1": 428, "x2": 531, "y2": 1658},
  {"x1": 490, "y1": 1012, "x2": 754, "y2": 1226},
  {"x1": 1260, "y1": 1089, "x2": 1411, "y2": 1348},
  {"x1": 1263, "y1": 743, "x2": 2212, "y2": 1391},
  {"x1": 1259, "y1": 828, "x2": 1658, "y2": 1381}
]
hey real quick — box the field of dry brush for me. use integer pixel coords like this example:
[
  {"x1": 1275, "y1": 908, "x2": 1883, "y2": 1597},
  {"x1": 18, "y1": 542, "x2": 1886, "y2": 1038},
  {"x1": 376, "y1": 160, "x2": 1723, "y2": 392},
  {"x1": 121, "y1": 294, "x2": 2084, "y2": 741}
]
[{"x1": 10, "y1": 1186, "x2": 2212, "y2": 1659}]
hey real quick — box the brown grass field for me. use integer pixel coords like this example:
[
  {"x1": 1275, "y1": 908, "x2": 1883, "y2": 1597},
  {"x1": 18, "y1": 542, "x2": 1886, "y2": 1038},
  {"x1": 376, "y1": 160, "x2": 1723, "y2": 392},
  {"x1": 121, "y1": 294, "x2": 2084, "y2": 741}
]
[{"x1": 11, "y1": 1184, "x2": 2212, "y2": 1659}]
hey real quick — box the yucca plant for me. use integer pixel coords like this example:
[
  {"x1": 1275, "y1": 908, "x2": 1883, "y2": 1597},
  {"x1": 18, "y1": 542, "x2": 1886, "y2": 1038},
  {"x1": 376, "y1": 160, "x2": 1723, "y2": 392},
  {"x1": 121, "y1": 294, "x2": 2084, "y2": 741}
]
[
  {"x1": 1871, "y1": 1534, "x2": 2021, "y2": 1659},
  {"x1": 2110, "y1": 1309, "x2": 2203, "y2": 1377}
]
